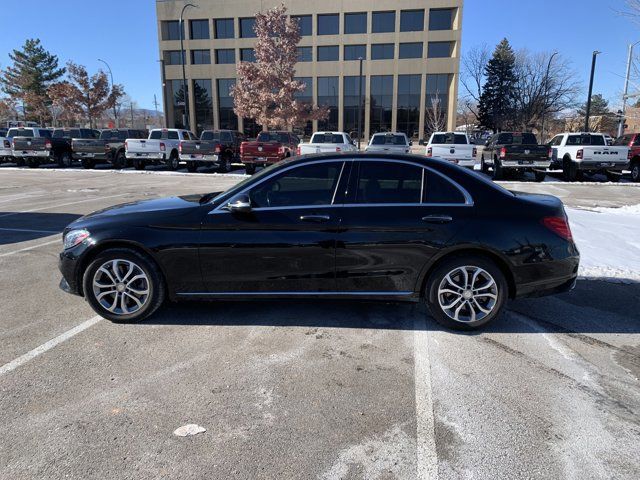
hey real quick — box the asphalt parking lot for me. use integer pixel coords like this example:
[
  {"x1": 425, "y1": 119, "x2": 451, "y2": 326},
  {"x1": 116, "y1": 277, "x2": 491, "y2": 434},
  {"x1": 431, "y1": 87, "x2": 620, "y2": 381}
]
[{"x1": 1, "y1": 166, "x2": 639, "y2": 480}]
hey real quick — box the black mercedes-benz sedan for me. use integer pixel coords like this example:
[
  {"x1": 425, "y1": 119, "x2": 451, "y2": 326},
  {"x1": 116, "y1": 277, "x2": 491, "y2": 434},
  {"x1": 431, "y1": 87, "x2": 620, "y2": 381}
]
[{"x1": 59, "y1": 153, "x2": 579, "y2": 330}]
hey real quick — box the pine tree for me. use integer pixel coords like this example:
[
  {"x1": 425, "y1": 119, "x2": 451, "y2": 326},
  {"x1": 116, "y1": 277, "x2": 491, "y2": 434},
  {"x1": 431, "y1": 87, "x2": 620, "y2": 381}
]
[
  {"x1": 0, "y1": 39, "x2": 65, "y2": 123},
  {"x1": 477, "y1": 39, "x2": 517, "y2": 132},
  {"x1": 577, "y1": 94, "x2": 610, "y2": 116}
]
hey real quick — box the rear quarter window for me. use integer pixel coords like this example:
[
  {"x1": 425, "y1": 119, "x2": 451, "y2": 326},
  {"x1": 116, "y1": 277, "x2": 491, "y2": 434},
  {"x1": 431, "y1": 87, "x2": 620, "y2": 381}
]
[
  {"x1": 423, "y1": 171, "x2": 466, "y2": 204},
  {"x1": 149, "y1": 130, "x2": 163, "y2": 139}
]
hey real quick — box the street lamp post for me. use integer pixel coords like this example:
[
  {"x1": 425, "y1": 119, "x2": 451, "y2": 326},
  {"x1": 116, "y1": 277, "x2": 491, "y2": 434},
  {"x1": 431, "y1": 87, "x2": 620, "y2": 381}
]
[
  {"x1": 357, "y1": 57, "x2": 363, "y2": 150},
  {"x1": 618, "y1": 41, "x2": 640, "y2": 138},
  {"x1": 180, "y1": 3, "x2": 198, "y2": 130},
  {"x1": 584, "y1": 50, "x2": 601, "y2": 132},
  {"x1": 98, "y1": 58, "x2": 118, "y2": 128},
  {"x1": 540, "y1": 51, "x2": 558, "y2": 144}
]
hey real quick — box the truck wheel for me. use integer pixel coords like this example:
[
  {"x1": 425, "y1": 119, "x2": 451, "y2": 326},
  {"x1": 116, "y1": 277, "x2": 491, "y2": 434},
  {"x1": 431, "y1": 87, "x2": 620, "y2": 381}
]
[
  {"x1": 492, "y1": 158, "x2": 503, "y2": 180},
  {"x1": 15, "y1": 158, "x2": 25, "y2": 167},
  {"x1": 57, "y1": 152, "x2": 72, "y2": 168},
  {"x1": 218, "y1": 153, "x2": 232, "y2": 173},
  {"x1": 631, "y1": 160, "x2": 640, "y2": 182},
  {"x1": 187, "y1": 161, "x2": 198, "y2": 173},
  {"x1": 113, "y1": 151, "x2": 126, "y2": 169},
  {"x1": 245, "y1": 163, "x2": 256, "y2": 175},
  {"x1": 563, "y1": 157, "x2": 579, "y2": 182},
  {"x1": 168, "y1": 152, "x2": 180, "y2": 171},
  {"x1": 133, "y1": 159, "x2": 145, "y2": 170},
  {"x1": 81, "y1": 158, "x2": 95, "y2": 169},
  {"x1": 480, "y1": 155, "x2": 489, "y2": 174},
  {"x1": 534, "y1": 170, "x2": 546, "y2": 182},
  {"x1": 26, "y1": 158, "x2": 39, "y2": 168},
  {"x1": 605, "y1": 171, "x2": 620, "y2": 183}
]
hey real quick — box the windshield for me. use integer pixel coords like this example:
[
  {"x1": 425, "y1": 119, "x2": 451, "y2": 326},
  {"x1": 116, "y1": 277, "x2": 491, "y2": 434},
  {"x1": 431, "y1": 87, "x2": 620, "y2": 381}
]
[
  {"x1": 257, "y1": 132, "x2": 289, "y2": 143},
  {"x1": 430, "y1": 133, "x2": 468, "y2": 145},
  {"x1": 567, "y1": 134, "x2": 605, "y2": 146},
  {"x1": 371, "y1": 134, "x2": 407, "y2": 146},
  {"x1": 311, "y1": 133, "x2": 344, "y2": 144}
]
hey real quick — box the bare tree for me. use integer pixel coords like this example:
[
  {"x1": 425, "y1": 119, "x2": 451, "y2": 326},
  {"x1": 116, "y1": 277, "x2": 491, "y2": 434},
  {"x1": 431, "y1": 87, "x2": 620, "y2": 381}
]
[
  {"x1": 459, "y1": 44, "x2": 490, "y2": 121},
  {"x1": 424, "y1": 93, "x2": 447, "y2": 134}
]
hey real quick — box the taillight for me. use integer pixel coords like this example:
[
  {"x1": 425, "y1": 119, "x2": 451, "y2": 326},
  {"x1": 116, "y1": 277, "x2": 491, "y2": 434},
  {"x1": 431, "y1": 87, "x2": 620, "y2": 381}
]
[
  {"x1": 576, "y1": 149, "x2": 583, "y2": 160},
  {"x1": 472, "y1": 147, "x2": 477, "y2": 157},
  {"x1": 548, "y1": 148, "x2": 553, "y2": 159},
  {"x1": 278, "y1": 146, "x2": 285, "y2": 155},
  {"x1": 44, "y1": 139, "x2": 52, "y2": 150},
  {"x1": 296, "y1": 146, "x2": 301, "y2": 155},
  {"x1": 499, "y1": 147, "x2": 507, "y2": 158},
  {"x1": 125, "y1": 140, "x2": 128, "y2": 151},
  {"x1": 160, "y1": 142, "x2": 166, "y2": 152},
  {"x1": 426, "y1": 147, "x2": 432, "y2": 157},
  {"x1": 542, "y1": 216, "x2": 573, "y2": 241},
  {"x1": 178, "y1": 141, "x2": 183, "y2": 153},
  {"x1": 336, "y1": 147, "x2": 341, "y2": 152},
  {"x1": 215, "y1": 144, "x2": 221, "y2": 153},
  {"x1": 240, "y1": 143, "x2": 245, "y2": 154},
  {"x1": 628, "y1": 149, "x2": 633, "y2": 160}
]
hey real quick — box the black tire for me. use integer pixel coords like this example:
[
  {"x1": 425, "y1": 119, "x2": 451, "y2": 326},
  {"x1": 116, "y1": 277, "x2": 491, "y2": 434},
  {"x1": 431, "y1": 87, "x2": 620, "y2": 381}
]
[
  {"x1": 492, "y1": 158, "x2": 503, "y2": 180},
  {"x1": 82, "y1": 248, "x2": 165, "y2": 323},
  {"x1": 631, "y1": 160, "x2": 640, "y2": 182},
  {"x1": 81, "y1": 158, "x2": 95, "y2": 169},
  {"x1": 57, "y1": 151, "x2": 72, "y2": 168},
  {"x1": 424, "y1": 254, "x2": 508, "y2": 330},
  {"x1": 133, "y1": 159, "x2": 145, "y2": 170},
  {"x1": 26, "y1": 158, "x2": 39, "y2": 168},
  {"x1": 218, "y1": 152, "x2": 232, "y2": 173},
  {"x1": 480, "y1": 155, "x2": 489, "y2": 174},
  {"x1": 15, "y1": 157, "x2": 25, "y2": 167},
  {"x1": 186, "y1": 161, "x2": 198, "y2": 172},
  {"x1": 534, "y1": 170, "x2": 546, "y2": 182},
  {"x1": 168, "y1": 152, "x2": 180, "y2": 171},
  {"x1": 245, "y1": 163, "x2": 256, "y2": 175},
  {"x1": 563, "y1": 157, "x2": 579, "y2": 182},
  {"x1": 113, "y1": 150, "x2": 126, "y2": 169},
  {"x1": 605, "y1": 171, "x2": 620, "y2": 183}
]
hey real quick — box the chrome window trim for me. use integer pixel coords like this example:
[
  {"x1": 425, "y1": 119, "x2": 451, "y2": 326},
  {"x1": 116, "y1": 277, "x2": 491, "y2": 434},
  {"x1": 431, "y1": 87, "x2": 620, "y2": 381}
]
[{"x1": 331, "y1": 162, "x2": 346, "y2": 205}]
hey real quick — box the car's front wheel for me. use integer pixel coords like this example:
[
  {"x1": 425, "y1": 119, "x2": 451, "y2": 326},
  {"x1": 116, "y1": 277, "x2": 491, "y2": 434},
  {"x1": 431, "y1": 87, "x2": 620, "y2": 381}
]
[
  {"x1": 83, "y1": 248, "x2": 165, "y2": 323},
  {"x1": 425, "y1": 255, "x2": 508, "y2": 330}
]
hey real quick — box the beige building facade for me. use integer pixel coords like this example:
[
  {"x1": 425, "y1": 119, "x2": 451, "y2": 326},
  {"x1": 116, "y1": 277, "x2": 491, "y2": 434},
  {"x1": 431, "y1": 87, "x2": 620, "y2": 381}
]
[{"x1": 156, "y1": 0, "x2": 463, "y2": 141}]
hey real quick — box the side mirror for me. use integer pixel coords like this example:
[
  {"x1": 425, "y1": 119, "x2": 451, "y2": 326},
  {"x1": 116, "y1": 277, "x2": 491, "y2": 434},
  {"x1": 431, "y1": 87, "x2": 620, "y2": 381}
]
[{"x1": 227, "y1": 194, "x2": 252, "y2": 213}]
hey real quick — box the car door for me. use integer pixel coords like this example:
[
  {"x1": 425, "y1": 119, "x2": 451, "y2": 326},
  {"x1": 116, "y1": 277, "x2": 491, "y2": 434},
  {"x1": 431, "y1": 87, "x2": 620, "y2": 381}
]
[
  {"x1": 199, "y1": 160, "x2": 349, "y2": 293},
  {"x1": 336, "y1": 159, "x2": 474, "y2": 294}
]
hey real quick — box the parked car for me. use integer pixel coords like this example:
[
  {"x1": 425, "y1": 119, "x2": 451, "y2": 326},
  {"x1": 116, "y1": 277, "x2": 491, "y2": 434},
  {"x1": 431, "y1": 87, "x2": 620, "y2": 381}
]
[
  {"x1": 10, "y1": 127, "x2": 53, "y2": 168},
  {"x1": 37, "y1": 128, "x2": 101, "y2": 168},
  {"x1": 548, "y1": 132, "x2": 630, "y2": 182},
  {"x1": 480, "y1": 132, "x2": 551, "y2": 181},
  {"x1": 240, "y1": 131, "x2": 300, "y2": 174},
  {"x1": 73, "y1": 129, "x2": 147, "y2": 169},
  {"x1": 365, "y1": 132, "x2": 412, "y2": 154},
  {"x1": 125, "y1": 128, "x2": 197, "y2": 170},
  {"x1": 59, "y1": 153, "x2": 579, "y2": 330},
  {"x1": 425, "y1": 132, "x2": 477, "y2": 169},
  {"x1": 178, "y1": 129, "x2": 245, "y2": 173},
  {"x1": 297, "y1": 131, "x2": 357, "y2": 156},
  {"x1": 0, "y1": 128, "x2": 12, "y2": 163},
  {"x1": 614, "y1": 132, "x2": 640, "y2": 182}
]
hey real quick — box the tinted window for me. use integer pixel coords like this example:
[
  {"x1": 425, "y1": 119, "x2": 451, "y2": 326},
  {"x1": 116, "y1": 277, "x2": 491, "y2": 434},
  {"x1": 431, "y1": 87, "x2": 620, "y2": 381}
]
[
  {"x1": 371, "y1": 134, "x2": 407, "y2": 146},
  {"x1": 317, "y1": 14, "x2": 339, "y2": 35},
  {"x1": 400, "y1": 10, "x2": 424, "y2": 31},
  {"x1": 344, "y1": 44, "x2": 366, "y2": 61},
  {"x1": 431, "y1": 133, "x2": 467, "y2": 144},
  {"x1": 423, "y1": 171, "x2": 465, "y2": 204},
  {"x1": 429, "y1": 8, "x2": 454, "y2": 30},
  {"x1": 249, "y1": 162, "x2": 343, "y2": 208},
  {"x1": 149, "y1": 130, "x2": 163, "y2": 139},
  {"x1": 215, "y1": 18, "x2": 234, "y2": 39},
  {"x1": 192, "y1": 49, "x2": 211, "y2": 64},
  {"x1": 40, "y1": 130, "x2": 52, "y2": 138},
  {"x1": 371, "y1": 43, "x2": 394, "y2": 60},
  {"x1": 344, "y1": 12, "x2": 367, "y2": 34},
  {"x1": 161, "y1": 21, "x2": 183, "y2": 40},
  {"x1": 399, "y1": 42, "x2": 423, "y2": 59},
  {"x1": 240, "y1": 18, "x2": 256, "y2": 38},
  {"x1": 216, "y1": 49, "x2": 235, "y2": 64},
  {"x1": 372, "y1": 11, "x2": 395, "y2": 33},
  {"x1": 297, "y1": 46, "x2": 312, "y2": 62},
  {"x1": 190, "y1": 19, "x2": 209, "y2": 39},
  {"x1": 168, "y1": 131, "x2": 179, "y2": 140},
  {"x1": 496, "y1": 133, "x2": 538, "y2": 145},
  {"x1": 318, "y1": 45, "x2": 339, "y2": 61},
  {"x1": 292, "y1": 15, "x2": 312, "y2": 36},
  {"x1": 257, "y1": 132, "x2": 290, "y2": 143},
  {"x1": 8, "y1": 128, "x2": 34, "y2": 138},
  {"x1": 240, "y1": 48, "x2": 255, "y2": 62},
  {"x1": 427, "y1": 41, "x2": 453, "y2": 58},
  {"x1": 549, "y1": 136, "x2": 563, "y2": 146},
  {"x1": 356, "y1": 161, "x2": 421, "y2": 204},
  {"x1": 311, "y1": 133, "x2": 344, "y2": 144},
  {"x1": 163, "y1": 50, "x2": 185, "y2": 66},
  {"x1": 201, "y1": 131, "x2": 219, "y2": 141},
  {"x1": 567, "y1": 134, "x2": 605, "y2": 146}
]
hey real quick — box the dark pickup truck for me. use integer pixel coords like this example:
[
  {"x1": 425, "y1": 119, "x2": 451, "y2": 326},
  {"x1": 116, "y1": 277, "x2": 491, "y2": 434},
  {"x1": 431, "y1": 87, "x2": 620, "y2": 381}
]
[
  {"x1": 480, "y1": 132, "x2": 551, "y2": 181},
  {"x1": 13, "y1": 128, "x2": 99, "y2": 168},
  {"x1": 240, "y1": 131, "x2": 300, "y2": 174},
  {"x1": 73, "y1": 129, "x2": 147, "y2": 169},
  {"x1": 178, "y1": 129, "x2": 245, "y2": 172}
]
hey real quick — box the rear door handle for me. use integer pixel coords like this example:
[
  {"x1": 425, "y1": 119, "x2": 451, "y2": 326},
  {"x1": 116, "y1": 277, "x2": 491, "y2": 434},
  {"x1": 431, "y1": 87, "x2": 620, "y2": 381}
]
[
  {"x1": 422, "y1": 215, "x2": 453, "y2": 224},
  {"x1": 300, "y1": 214, "x2": 331, "y2": 223}
]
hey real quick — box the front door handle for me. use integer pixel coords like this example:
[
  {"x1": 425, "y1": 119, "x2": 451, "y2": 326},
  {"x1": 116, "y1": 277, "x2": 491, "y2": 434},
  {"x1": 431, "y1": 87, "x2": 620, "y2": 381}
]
[
  {"x1": 422, "y1": 215, "x2": 453, "y2": 224},
  {"x1": 300, "y1": 214, "x2": 331, "y2": 223}
]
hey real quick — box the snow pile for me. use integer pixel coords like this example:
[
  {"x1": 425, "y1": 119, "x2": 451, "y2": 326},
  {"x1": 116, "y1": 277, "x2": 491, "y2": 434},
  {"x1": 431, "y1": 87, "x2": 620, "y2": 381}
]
[{"x1": 566, "y1": 205, "x2": 640, "y2": 282}]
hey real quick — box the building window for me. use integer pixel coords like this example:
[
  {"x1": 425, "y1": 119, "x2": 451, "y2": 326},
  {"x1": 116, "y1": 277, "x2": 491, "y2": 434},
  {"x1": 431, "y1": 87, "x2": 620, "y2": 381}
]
[
  {"x1": 217, "y1": 78, "x2": 238, "y2": 130},
  {"x1": 297, "y1": 46, "x2": 312, "y2": 62},
  {"x1": 425, "y1": 74, "x2": 451, "y2": 135},
  {"x1": 240, "y1": 17, "x2": 256, "y2": 38},
  {"x1": 370, "y1": 75, "x2": 393, "y2": 134},
  {"x1": 318, "y1": 76, "x2": 339, "y2": 131},
  {"x1": 343, "y1": 76, "x2": 365, "y2": 137},
  {"x1": 163, "y1": 50, "x2": 185, "y2": 66},
  {"x1": 294, "y1": 77, "x2": 314, "y2": 137},
  {"x1": 216, "y1": 49, "x2": 236, "y2": 64},
  {"x1": 397, "y1": 75, "x2": 421, "y2": 139},
  {"x1": 427, "y1": 41, "x2": 453, "y2": 58},
  {"x1": 189, "y1": 19, "x2": 209, "y2": 40},
  {"x1": 193, "y1": 79, "x2": 213, "y2": 134},
  {"x1": 429, "y1": 8, "x2": 455, "y2": 30},
  {"x1": 400, "y1": 10, "x2": 425, "y2": 32},
  {"x1": 167, "y1": 79, "x2": 187, "y2": 129},
  {"x1": 161, "y1": 21, "x2": 183, "y2": 41},
  {"x1": 344, "y1": 45, "x2": 366, "y2": 61},
  {"x1": 317, "y1": 45, "x2": 339, "y2": 61},
  {"x1": 399, "y1": 42, "x2": 423, "y2": 59},
  {"x1": 372, "y1": 11, "x2": 395, "y2": 33},
  {"x1": 215, "y1": 18, "x2": 234, "y2": 39},
  {"x1": 344, "y1": 12, "x2": 367, "y2": 34},
  {"x1": 317, "y1": 14, "x2": 339, "y2": 35},
  {"x1": 292, "y1": 15, "x2": 312, "y2": 36},
  {"x1": 191, "y1": 49, "x2": 211, "y2": 65},
  {"x1": 240, "y1": 48, "x2": 255, "y2": 62},
  {"x1": 371, "y1": 43, "x2": 394, "y2": 60}
]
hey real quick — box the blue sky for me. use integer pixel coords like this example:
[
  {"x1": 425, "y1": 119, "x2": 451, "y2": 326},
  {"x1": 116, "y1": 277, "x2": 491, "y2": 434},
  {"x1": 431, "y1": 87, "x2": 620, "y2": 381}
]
[{"x1": 0, "y1": 0, "x2": 637, "y2": 110}]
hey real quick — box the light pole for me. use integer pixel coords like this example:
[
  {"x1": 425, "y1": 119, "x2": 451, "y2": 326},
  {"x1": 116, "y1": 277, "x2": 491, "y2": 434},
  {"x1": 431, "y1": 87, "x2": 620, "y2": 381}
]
[
  {"x1": 618, "y1": 41, "x2": 640, "y2": 138},
  {"x1": 158, "y1": 59, "x2": 169, "y2": 128},
  {"x1": 584, "y1": 50, "x2": 601, "y2": 132},
  {"x1": 357, "y1": 56, "x2": 364, "y2": 150},
  {"x1": 98, "y1": 58, "x2": 118, "y2": 128},
  {"x1": 179, "y1": 3, "x2": 198, "y2": 130},
  {"x1": 540, "y1": 51, "x2": 558, "y2": 144}
]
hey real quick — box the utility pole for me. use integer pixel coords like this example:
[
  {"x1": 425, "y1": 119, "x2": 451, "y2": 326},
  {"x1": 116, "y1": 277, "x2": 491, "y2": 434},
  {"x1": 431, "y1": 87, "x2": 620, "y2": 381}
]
[
  {"x1": 98, "y1": 59, "x2": 118, "y2": 128},
  {"x1": 130, "y1": 103, "x2": 134, "y2": 128},
  {"x1": 153, "y1": 94, "x2": 160, "y2": 127},
  {"x1": 357, "y1": 57, "x2": 364, "y2": 150},
  {"x1": 158, "y1": 59, "x2": 169, "y2": 128},
  {"x1": 540, "y1": 51, "x2": 558, "y2": 144},
  {"x1": 618, "y1": 41, "x2": 640, "y2": 138},
  {"x1": 584, "y1": 51, "x2": 601, "y2": 132},
  {"x1": 179, "y1": 3, "x2": 198, "y2": 130}
]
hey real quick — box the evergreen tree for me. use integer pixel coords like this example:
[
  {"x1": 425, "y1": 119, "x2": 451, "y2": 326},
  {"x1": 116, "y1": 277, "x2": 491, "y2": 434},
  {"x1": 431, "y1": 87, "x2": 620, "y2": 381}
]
[
  {"x1": 0, "y1": 39, "x2": 65, "y2": 123},
  {"x1": 577, "y1": 93, "x2": 610, "y2": 116},
  {"x1": 477, "y1": 39, "x2": 517, "y2": 132}
]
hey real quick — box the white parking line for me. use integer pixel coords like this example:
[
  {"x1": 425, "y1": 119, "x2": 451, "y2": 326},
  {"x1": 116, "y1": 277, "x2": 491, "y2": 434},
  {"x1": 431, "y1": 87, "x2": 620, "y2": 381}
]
[
  {"x1": 0, "y1": 227, "x2": 59, "y2": 234},
  {"x1": 414, "y1": 318, "x2": 438, "y2": 479},
  {"x1": 0, "y1": 315, "x2": 102, "y2": 376},
  {"x1": 0, "y1": 193, "x2": 128, "y2": 218},
  {"x1": 0, "y1": 238, "x2": 60, "y2": 258}
]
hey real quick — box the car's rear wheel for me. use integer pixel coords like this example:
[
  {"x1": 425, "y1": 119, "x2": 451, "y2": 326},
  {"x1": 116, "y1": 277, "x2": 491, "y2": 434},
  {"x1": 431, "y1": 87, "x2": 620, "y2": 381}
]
[
  {"x1": 492, "y1": 158, "x2": 503, "y2": 180},
  {"x1": 245, "y1": 163, "x2": 256, "y2": 175},
  {"x1": 113, "y1": 151, "x2": 126, "y2": 169},
  {"x1": 605, "y1": 171, "x2": 620, "y2": 183},
  {"x1": 81, "y1": 158, "x2": 95, "y2": 169},
  {"x1": 186, "y1": 161, "x2": 198, "y2": 172},
  {"x1": 563, "y1": 157, "x2": 580, "y2": 182},
  {"x1": 83, "y1": 248, "x2": 165, "y2": 323},
  {"x1": 26, "y1": 158, "x2": 39, "y2": 168},
  {"x1": 632, "y1": 160, "x2": 640, "y2": 182},
  {"x1": 480, "y1": 155, "x2": 489, "y2": 174},
  {"x1": 534, "y1": 170, "x2": 546, "y2": 182},
  {"x1": 133, "y1": 159, "x2": 145, "y2": 170},
  {"x1": 168, "y1": 152, "x2": 180, "y2": 171},
  {"x1": 218, "y1": 153, "x2": 232, "y2": 173},
  {"x1": 57, "y1": 152, "x2": 72, "y2": 168},
  {"x1": 425, "y1": 255, "x2": 508, "y2": 330}
]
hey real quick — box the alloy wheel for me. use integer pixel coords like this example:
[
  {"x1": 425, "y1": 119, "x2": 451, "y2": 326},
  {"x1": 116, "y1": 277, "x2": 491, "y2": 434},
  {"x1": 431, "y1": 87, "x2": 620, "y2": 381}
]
[
  {"x1": 92, "y1": 259, "x2": 150, "y2": 315},
  {"x1": 437, "y1": 266, "x2": 498, "y2": 323}
]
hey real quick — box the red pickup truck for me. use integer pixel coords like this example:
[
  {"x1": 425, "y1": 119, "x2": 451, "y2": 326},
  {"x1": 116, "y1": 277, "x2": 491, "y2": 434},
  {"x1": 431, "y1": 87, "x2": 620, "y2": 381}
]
[
  {"x1": 240, "y1": 131, "x2": 300, "y2": 174},
  {"x1": 614, "y1": 133, "x2": 640, "y2": 181}
]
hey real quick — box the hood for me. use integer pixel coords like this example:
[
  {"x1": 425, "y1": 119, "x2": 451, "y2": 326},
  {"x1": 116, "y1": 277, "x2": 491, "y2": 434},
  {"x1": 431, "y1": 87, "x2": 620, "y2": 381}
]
[{"x1": 84, "y1": 195, "x2": 203, "y2": 219}]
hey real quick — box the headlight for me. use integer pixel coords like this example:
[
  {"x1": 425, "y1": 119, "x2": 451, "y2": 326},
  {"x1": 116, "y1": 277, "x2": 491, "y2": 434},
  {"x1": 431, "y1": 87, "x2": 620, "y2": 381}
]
[{"x1": 63, "y1": 229, "x2": 90, "y2": 249}]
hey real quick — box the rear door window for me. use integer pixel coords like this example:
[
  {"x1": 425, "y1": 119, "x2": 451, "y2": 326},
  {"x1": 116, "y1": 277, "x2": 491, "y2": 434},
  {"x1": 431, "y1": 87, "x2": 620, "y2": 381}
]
[{"x1": 354, "y1": 161, "x2": 422, "y2": 204}]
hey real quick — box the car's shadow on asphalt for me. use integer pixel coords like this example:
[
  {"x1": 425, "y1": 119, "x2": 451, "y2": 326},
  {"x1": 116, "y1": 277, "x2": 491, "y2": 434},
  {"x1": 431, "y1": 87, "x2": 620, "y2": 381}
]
[
  {"x1": 0, "y1": 212, "x2": 81, "y2": 245},
  {"x1": 143, "y1": 279, "x2": 640, "y2": 335}
]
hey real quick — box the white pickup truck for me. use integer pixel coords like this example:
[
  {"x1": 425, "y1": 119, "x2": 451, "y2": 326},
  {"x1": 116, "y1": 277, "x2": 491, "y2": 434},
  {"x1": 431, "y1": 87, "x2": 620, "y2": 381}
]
[
  {"x1": 125, "y1": 128, "x2": 197, "y2": 170},
  {"x1": 425, "y1": 132, "x2": 477, "y2": 169},
  {"x1": 297, "y1": 131, "x2": 357, "y2": 155},
  {"x1": 548, "y1": 132, "x2": 630, "y2": 181}
]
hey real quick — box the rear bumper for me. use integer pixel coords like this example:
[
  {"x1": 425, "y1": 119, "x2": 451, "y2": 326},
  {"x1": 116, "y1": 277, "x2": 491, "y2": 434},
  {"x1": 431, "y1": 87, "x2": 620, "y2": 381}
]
[
  {"x1": 514, "y1": 256, "x2": 580, "y2": 298},
  {"x1": 73, "y1": 152, "x2": 111, "y2": 162},
  {"x1": 14, "y1": 150, "x2": 52, "y2": 158},
  {"x1": 0, "y1": 148, "x2": 12, "y2": 157},
  {"x1": 576, "y1": 161, "x2": 628, "y2": 171},
  {"x1": 241, "y1": 156, "x2": 283, "y2": 165},
  {"x1": 125, "y1": 152, "x2": 166, "y2": 161},
  {"x1": 500, "y1": 160, "x2": 550, "y2": 169},
  {"x1": 179, "y1": 153, "x2": 219, "y2": 163}
]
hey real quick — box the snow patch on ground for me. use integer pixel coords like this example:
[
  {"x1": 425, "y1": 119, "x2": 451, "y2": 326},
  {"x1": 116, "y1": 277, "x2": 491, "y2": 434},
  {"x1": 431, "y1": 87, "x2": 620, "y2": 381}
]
[{"x1": 567, "y1": 204, "x2": 640, "y2": 282}]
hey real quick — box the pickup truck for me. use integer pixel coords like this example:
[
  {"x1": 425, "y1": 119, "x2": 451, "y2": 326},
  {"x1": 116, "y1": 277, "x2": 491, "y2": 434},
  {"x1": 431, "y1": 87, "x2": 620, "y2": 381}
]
[
  {"x1": 178, "y1": 129, "x2": 245, "y2": 173},
  {"x1": 614, "y1": 133, "x2": 640, "y2": 182},
  {"x1": 0, "y1": 128, "x2": 11, "y2": 163},
  {"x1": 125, "y1": 128, "x2": 197, "y2": 170},
  {"x1": 240, "y1": 131, "x2": 300, "y2": 174},
  {"x1": 425, "y1": 132, "x2": 476, "y2": 169},
  {"x1": 365, "y1": 132, "x2": 412, "y2": 154},
  {"x1": 480, "y1": 132, "x2": 551, "y2": 181},
  {"x1": 548, "y1": 132, "x2": 630, "y2": 182},
  {"x1": 10, "y1": 127, "x2": 53, "y2": 168},
  {"x1": 73, "y1": 129, "x2": 147, "y2": 169},
  {"x1": 297, "y1": 131, "x2": 357, "y2": 155}
]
